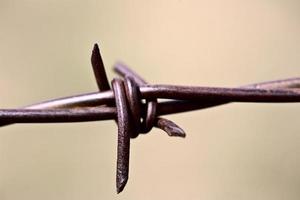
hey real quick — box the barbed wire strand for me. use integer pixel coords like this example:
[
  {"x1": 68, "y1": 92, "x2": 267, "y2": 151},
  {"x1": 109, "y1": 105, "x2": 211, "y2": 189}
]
[{"x1": 1, "y1": 44, "x2": 300, "y2": 193}]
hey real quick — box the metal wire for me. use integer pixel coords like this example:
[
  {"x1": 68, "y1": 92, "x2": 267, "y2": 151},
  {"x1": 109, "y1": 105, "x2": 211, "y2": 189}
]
[{"x1": 1, "y1": 44, "x2": 300, "y2": 193}]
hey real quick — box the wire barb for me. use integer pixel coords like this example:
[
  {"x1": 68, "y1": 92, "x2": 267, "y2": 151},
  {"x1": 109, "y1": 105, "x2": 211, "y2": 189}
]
[{"x1": 1, "y1": 44, "x2": 300, "y2": 193}]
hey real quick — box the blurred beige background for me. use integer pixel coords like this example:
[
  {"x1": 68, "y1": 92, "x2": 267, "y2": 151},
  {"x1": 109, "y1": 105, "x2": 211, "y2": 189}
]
[{"x1": 0, "y1": 0, "x2": 300, "y2": 199}]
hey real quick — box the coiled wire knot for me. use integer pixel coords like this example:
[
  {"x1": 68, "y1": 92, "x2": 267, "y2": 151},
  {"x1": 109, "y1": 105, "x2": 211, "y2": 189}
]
[
  {"x1": 112, "y1": 72, "x2": 188, "y2": 139},
  {"x1": 124, "y1": 76, "x2": 157, "y2": 138}
]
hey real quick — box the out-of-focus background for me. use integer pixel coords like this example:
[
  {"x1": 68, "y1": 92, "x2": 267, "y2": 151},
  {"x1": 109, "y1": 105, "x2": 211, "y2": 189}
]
[{"x1": 0, "y1": 0, "x2": 300, "y2": 199}]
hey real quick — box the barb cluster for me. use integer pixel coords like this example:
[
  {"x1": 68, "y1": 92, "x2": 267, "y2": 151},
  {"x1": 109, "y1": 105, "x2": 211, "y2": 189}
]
[
  {"x1": 92, "y1": 44, "x2": 187, "y2": 193},
  {"x1": 1, "y1": 44, "x2": 300, "y2": 193}
]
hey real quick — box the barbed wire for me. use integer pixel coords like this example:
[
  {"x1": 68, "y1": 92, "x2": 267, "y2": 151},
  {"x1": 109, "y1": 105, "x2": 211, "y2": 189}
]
[{"x1": 1, "y1": 44, "x2": 300, "y2": 193}]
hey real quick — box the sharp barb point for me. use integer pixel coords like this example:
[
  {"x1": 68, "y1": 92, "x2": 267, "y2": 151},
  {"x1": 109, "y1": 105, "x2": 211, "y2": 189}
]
[
  {"x1": 91, "y1": 42, "x2": 110, "y2": 91},
  {"x1": 156, "y1": 118, "x2": 186, "y2": 138},
  {"x1": 116, "y1": 175, "x2": 128, "y2": 193}
]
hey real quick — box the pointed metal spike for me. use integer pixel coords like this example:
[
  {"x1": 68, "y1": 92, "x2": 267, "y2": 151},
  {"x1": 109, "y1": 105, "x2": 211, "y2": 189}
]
[
  {"x1": 91, "y1": 43, "x2": 110, "y2": 91},
  {"x1": 112, "y1": 79, "x2": 132, "y2": 193},
  {"x1": 156, "y1": 118, "x2": 186, "y2": 138}
]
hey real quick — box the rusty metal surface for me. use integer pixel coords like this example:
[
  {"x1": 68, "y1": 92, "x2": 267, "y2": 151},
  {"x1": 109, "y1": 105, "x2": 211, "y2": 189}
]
[{"x1": 1, "y1": 44, "x2": 300, "y2": 193}]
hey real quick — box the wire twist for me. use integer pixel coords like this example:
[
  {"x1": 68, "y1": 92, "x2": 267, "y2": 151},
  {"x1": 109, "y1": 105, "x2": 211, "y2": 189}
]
[{"x1": 1, "y1": 43, "x2": 300, "y2": 193}]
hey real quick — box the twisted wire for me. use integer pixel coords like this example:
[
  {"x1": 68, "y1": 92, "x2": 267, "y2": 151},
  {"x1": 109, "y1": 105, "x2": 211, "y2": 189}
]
[{"x1": 1, "y1": 44, "x2": 300, "y2": 193}]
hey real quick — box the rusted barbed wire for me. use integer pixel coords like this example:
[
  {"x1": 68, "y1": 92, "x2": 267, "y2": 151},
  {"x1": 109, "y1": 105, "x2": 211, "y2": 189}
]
[{"x1": 1, "y1": 44, "x2": 300, "y2": 193}]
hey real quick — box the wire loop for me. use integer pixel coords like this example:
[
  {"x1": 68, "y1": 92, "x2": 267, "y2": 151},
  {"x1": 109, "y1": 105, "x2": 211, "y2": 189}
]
[
  {"x1": 123, "y1": 76, "x2": 141, "y2": 138},
  {"x1": 121, "y1": 76, "x2": 159, "y2": 137}
]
